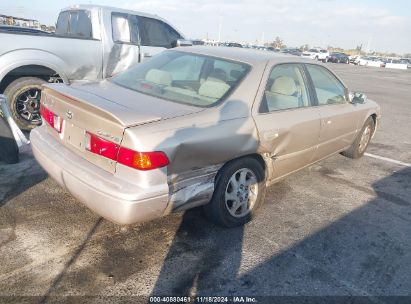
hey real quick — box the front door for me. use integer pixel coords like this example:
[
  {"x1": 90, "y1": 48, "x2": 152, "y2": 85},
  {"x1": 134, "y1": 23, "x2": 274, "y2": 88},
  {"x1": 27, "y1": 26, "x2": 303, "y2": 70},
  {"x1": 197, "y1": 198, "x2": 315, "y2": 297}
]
[
  {"x1": 136, "y1": 15, "x2": 182, "y2": 61},
  {"x1": 304, "y1": 64, "x2": 360, "y2": 161},
  {"x1": 253, "y1": 63, "x2": 321, "y2": 180}
]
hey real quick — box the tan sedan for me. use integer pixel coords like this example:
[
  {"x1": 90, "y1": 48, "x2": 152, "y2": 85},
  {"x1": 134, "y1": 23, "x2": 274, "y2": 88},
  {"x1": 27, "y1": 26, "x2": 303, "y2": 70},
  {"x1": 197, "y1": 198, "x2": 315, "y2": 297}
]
[{"x1": 31, "y1": 46, "x2": 380, "y2": 227}]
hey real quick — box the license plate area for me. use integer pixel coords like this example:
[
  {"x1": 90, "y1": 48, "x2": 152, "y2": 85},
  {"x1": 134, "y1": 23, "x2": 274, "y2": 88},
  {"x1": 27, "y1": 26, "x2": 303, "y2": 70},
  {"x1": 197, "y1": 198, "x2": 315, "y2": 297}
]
[{"x1": 64, "y1": 123, "x2": 85, "y2": 151}]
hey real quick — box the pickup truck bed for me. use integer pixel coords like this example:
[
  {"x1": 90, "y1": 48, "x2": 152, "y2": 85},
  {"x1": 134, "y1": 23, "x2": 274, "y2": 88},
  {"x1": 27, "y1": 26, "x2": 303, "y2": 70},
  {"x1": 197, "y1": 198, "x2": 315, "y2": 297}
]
[{"x1": 0, "y1": 4, "x2": 187, "y2": 130}]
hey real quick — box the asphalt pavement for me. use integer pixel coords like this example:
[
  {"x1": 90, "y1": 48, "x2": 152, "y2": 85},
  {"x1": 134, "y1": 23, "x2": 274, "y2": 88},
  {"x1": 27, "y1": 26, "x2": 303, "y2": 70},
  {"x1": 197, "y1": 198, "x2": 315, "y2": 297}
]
[{"x1": 0, "y1": 63, "x2": 410, "y2": 303}]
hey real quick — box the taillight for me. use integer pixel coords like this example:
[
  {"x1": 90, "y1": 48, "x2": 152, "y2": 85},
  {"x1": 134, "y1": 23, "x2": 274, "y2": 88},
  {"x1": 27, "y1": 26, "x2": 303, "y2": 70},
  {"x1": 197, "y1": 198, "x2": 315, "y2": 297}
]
[
  {"x1": 118, "y1": 147, "x2": 169, "y2": 171},
  {"x1": 40, "y1": 104, "x2": 63, "y2": 133},
  {"x1": 85, "y1": 132, "x2": 169, "y2": 171},
  {"x1": 85, "y1": 132, "x2": 119, "y2": 161}
]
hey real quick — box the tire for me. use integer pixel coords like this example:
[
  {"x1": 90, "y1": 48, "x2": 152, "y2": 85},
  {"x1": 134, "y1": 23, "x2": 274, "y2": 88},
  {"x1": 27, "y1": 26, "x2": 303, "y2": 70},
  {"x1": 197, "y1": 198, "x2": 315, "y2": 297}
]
[
  {"x1": 0, "y1": 115, "x2": 19, "y2": 164},
  {"x1": 341, "y1": 117, "x2": 375, "y2": 159},
  {"x1": 204, "y1": 157, "x2": 266, "y2": 227},
  {"x1": 4, "y1": 77, "x2": 47, "y2": 131}
]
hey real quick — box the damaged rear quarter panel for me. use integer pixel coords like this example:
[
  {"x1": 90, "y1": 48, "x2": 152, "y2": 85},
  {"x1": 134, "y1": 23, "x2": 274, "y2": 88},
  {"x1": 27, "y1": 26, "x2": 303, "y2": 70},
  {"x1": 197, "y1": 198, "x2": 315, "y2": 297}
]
[
  {"x1": 121, "y1": 101, "x2": 261, "y2": 212},
  {"x1": 119, "y1": 61, "x2": 266, "y2": 212}
]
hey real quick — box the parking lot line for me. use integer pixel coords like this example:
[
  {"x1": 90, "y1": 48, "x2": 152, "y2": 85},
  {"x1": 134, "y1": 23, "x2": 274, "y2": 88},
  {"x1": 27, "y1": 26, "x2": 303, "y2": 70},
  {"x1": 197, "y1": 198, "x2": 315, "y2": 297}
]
[{"x1": 365, "y1": 153, "x2": 411, "y2": 167}]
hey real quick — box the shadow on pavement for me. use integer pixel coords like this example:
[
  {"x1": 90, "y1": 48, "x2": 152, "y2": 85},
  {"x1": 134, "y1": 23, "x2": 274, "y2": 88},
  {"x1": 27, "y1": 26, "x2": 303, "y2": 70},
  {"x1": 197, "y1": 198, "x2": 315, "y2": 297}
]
[
  {"x1": 150, "y1": 207, "x2": 244, "y2": 296},
  {"x1": 151, "y1": 167, "x2": 411, "y2": 299},
  {"x1": 0, "y1": 147, "x2": 47, "y2": 207},
  {"x1": 237, "y1": 167, "x2": 411, "y2": 297}
]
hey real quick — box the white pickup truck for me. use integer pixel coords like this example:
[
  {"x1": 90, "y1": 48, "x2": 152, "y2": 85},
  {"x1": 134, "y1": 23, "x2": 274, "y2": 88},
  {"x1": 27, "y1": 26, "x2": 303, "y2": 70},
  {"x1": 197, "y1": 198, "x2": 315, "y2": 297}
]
[
  {"x1": 301, "y1": 48, "x2": 329, "y2": 62},
  {"x1": 0, "y1": 4, "x2": 189, "y2": 130}
]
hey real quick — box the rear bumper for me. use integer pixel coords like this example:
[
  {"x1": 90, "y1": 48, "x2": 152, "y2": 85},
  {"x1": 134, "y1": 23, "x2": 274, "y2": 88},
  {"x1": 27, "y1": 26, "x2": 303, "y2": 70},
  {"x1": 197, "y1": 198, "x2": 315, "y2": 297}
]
[{"x1": 30, "y1": 126, "x2": 169, "y2": 225}]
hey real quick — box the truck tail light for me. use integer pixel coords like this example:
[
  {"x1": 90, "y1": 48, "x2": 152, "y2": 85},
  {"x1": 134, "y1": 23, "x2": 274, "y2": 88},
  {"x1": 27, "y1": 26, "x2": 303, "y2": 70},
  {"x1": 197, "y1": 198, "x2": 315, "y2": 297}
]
[
  {"x1": 85, "y1": 132, "x2": 169, "y2": 171},
  {"x1": 40, "y1": 104, "x2": 63, "y2": 133}
]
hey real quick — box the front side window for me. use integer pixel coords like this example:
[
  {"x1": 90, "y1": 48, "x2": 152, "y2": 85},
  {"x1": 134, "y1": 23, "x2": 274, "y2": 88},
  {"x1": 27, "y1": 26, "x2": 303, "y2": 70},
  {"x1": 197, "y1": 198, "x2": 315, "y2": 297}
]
[
  {"x1": 112, "y1": 51, "x2": 250, "y2": 107},
  {"x1": 138, "y1": 16, "x2": 182, "y2": 48},
  {"x1": 306, "y1": 65, "x2": 346, "y2": 105},
  {"x1": 261, "y1": 64, "x2": 310, "y2": 112}
]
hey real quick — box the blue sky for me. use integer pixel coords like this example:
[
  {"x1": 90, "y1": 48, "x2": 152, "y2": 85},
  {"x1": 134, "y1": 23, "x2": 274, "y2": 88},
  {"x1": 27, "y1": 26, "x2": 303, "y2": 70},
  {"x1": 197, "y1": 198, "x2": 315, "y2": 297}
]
[{"x1": 1, "y1": 0, "x2": 410, "y2": 54}]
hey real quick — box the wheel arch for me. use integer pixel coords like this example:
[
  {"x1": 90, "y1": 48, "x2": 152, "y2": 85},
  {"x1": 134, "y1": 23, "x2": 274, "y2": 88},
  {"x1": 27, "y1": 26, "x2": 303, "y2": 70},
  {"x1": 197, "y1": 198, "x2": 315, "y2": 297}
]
[
  {"x1": 370, "y1": 113, "x2": 378, "y2": 137},
  {"x1": 0, "y1": 50, "x2": 69, "y2": 93},
  {"x1": 216, "y1": 153, "x2": 268, "y2": 184}
]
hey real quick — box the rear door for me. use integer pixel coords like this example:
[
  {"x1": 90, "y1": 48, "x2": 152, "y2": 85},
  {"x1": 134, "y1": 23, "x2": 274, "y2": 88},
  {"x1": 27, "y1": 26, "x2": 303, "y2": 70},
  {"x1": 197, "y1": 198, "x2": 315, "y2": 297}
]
[
  {"x1": 304, "y1": 64, "x2": 360, "y2": 161},
  {"x1": 253, "y1": 63, "x2": 321, "y2": 180}
]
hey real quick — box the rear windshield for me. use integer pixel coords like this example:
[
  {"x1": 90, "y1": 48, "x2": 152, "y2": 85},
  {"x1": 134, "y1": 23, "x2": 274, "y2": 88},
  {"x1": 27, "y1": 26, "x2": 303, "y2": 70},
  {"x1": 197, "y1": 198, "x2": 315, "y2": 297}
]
[{"x1": 111, "y1": 51, "x2": 251, "y2": 107}]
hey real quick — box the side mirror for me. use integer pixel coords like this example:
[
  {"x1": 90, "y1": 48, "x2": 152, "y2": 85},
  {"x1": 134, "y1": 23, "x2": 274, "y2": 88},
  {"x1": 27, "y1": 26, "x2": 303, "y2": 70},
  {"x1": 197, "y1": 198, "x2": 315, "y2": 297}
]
[
  {"x1": 172, "y1": 39, "x2": 193, "y2": 48},
  {"x1": 349, "y1": 92, "x2": 367, "y2": 104}
]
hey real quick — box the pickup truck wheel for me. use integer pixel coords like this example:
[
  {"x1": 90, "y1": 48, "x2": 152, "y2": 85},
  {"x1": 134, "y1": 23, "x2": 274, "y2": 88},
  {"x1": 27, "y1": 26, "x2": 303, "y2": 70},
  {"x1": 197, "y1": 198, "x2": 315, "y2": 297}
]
[
  {"x1": 204, "y1": 157, "x2": 266, "y2": 227},
  {"x1": 0, "y1": 115, "x2": 19, "y2": 164},
  {"x1": 341, "y1": 117, "x2": 375, "y2": 159},
  {"x1": 4, "y1": 77, "x2": 46, "y2": 131}
]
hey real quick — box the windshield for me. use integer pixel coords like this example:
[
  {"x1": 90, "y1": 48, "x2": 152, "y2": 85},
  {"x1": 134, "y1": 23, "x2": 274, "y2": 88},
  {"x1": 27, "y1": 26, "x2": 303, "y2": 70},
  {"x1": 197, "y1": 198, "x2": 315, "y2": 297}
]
[{"x1": 112, "y1": 51, "x2": 251, "y2": 107}]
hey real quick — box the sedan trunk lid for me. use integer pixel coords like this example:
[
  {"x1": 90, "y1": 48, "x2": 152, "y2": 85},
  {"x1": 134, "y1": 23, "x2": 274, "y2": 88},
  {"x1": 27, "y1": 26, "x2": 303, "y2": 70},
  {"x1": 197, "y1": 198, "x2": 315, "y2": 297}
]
[{"x1": 40, "y1": 81, "x2": 204, "y2": 173}]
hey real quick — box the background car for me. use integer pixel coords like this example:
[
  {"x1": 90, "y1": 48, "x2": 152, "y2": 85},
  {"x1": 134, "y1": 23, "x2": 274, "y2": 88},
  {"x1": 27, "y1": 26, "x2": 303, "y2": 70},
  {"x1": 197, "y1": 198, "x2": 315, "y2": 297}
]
[
  {"x1": 282, "y1": 48, "x2": 302, "y2": 56},
  {"x1": 359, "y1": 57, "x2": 385, "y2": 67},
  {"x1": 226, "y1": 42, "x2": 243, "y2": 48},
  {"x1": 328, "y1": 52, "x2": 349, "y2": 63},
  {"x1": 301, "y1": 48, "x2": 329, "y2": 62}
]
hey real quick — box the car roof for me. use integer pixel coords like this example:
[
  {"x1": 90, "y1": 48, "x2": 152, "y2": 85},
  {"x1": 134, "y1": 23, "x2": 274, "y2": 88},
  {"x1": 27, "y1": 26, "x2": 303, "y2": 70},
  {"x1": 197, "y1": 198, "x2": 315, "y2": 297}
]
[
  {"x1": 60, "y1": 4, "x2": 185, "y2": 38},
  {"x1": 174, "y1": 46, "x2": 314, "y2": 66}
]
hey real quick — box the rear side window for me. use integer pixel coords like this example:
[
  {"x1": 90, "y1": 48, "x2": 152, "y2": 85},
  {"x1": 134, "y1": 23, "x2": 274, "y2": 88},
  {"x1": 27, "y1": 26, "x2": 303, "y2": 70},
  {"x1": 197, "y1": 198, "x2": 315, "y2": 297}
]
[
  {"x1": 261, "y1": 64, "x2": 310, "y2": 112},
  {"x1": 111, "y1": 13, "x2": 139, "y2": 44},
  {"x1": 306, "y1": 65, "x2": 346, "y2": 105},
  {"x1": 138, "y1": 16, "x2": 182, "y2": 48},
  {"x1": 55, "y1": 10, "x2": 92, "y2": 38}
]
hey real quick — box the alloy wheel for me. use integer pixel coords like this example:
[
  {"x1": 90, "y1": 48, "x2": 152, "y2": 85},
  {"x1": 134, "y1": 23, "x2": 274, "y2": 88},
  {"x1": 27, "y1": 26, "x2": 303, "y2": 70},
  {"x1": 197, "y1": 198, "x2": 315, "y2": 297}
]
[
  {"x1": 15, "y1": 88, "x2": 42, "y2": 125},
  {"x1": 358, "y1": 125, "x2": 372, "y2": 153},
  {"x1": 225, "y1": 168, "x2": 259, "y2": 218}
]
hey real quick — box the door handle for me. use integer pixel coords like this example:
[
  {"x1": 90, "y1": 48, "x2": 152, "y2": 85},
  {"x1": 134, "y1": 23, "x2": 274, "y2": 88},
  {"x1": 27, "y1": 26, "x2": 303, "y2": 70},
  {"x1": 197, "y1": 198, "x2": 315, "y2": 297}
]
[{"x1": 143, "y1": 52, "x2": 152, "y2": 58}]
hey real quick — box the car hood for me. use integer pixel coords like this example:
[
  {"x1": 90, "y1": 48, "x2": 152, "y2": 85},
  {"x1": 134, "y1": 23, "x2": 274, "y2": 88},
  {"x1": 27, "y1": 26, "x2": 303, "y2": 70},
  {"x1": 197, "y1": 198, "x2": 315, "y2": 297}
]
[{"x1": 51, "y1": 80, "x2": 205, "y2": 128}]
